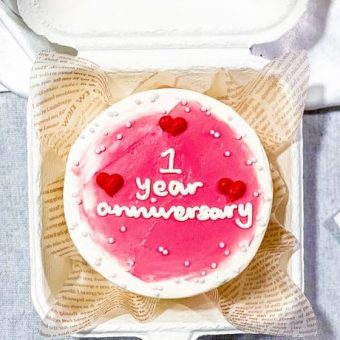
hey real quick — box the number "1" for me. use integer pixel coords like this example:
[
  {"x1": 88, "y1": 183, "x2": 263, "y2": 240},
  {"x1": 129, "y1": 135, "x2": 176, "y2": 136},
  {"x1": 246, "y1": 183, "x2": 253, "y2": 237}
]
[{"x1": 160, "y1": 148, "x2": 182, "y2": 175}]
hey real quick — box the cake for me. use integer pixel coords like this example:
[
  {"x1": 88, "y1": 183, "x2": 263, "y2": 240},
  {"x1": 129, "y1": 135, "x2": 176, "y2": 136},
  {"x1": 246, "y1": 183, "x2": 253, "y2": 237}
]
[{"x1": 64, "y1": 89, "x2": 273, "y2": 298}]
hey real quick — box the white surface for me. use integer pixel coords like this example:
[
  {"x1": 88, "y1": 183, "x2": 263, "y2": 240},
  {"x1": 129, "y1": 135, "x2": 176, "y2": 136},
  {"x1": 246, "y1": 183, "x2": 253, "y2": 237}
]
[
  {"x1": 334, "y1": 212, "x2": 340, "y2": 228},
  {"x1": 18, "y1": 0, "x2": 307, "y2": 49},
  {"x1": 63, "y1": 89, "x2": 273, "y2": 299},
  {"x1": 0, "y1": 3, "x2": 32, "y2": 97},
  {"x1": 2, "y1": 0, "x2": 19, "y2": 15},
  {"x1": 16, "y1": 0, "x2": 307, "y2": 72},
  {"x1": 0, "y1": 81, "x2": 8, "y2": 92}
]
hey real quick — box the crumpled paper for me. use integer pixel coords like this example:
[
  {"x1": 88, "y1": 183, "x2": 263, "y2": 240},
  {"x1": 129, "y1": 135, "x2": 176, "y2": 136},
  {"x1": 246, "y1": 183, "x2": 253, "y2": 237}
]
[{"x1": 30, "y1": 51, "x2": 317, "y2": 337}]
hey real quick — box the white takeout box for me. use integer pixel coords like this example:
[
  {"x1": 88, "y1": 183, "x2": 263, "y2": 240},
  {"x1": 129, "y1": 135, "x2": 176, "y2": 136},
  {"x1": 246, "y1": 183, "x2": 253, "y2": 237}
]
[{"x1": 24, "y1": 0, "x2": 307, "y2": 338}]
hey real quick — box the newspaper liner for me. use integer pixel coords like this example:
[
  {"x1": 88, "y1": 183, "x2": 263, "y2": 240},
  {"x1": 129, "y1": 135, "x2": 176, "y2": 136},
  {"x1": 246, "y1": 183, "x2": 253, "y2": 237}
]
[{"x1": 30, "y1": 51, "x2": 317, "y2": 337}]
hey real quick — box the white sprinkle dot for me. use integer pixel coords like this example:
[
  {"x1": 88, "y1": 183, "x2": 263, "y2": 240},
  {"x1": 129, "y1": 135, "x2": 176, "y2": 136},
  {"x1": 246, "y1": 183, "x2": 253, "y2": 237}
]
[
  {"x1": 200, "y1": 106, "x2": 207, "y2": 112},
  {"x1": 214, "y1": 132, "x2": 220, "y2": 138},
  {"x1": 94, "y1": 122, "x2": 99, "y2": 127},
  {"x1": 108, "y1": 237, "x2": 115, "y2": 244},
  {"x1": 162, "y1": 249, "x2": 169, "y2": 256},
  {"x1": 82, "y1": 232, "x2": 88, "y2": 237},
  {"x1": 135, "y1": 99, "x2": 141, "y2": 105},
  {"x1": 120, "y1": 226, "x2": 127, "y2": 232},
  {"x1": 116, "y1": 133, "x2": 123, "y2": 140},
  {"x1": 73, "y1": 161, "x2": 79, "y2": 167},
  {"x1": 205, "y1": 111, "x2": 211, "y2": 116},
  {"x1": 210, "y1": 129, "x2": 215, "y2": 135},
  {"x1": 181, "y1": 100, "x2": 187, "y2": 105},
  {"x1": 238, "y1": 241, "x2": 246, "y2": 247},
  {"x1": 257, "y1": 165, "x2": 263, "y2": 171},
  {"x1": 107, "y1": 111, "x2": 114, "y2": 117},
  {"x1": 211, "y1": 262, "x2": 218, "y2": 269},
  {"x1": 227, "y1": 116, "x2": 233, "y2": 121},
  {"x1": 158, "y1": 246, "x2": 164, "y2": 252},
  {"x1": 201, "y1": 271, "x2": 206, "y2": 276},
  {"x1": 104, "y1": 131, "x2": 109, "y2": 136},
  {"x1": 96, "y1": 255, "x2": 102, "y2": 261},
  {"x1": 128, "y1": 260, "x2": 135, "y2": 266},
  {"x1": 151, "y1": 197, "x2": 157, "y2": 203},
  {"x1": 251, "y1": 158, "x2": 257, "y2": 163},
  {"x1": 80, "y1": 135, "x2": 85, "y2": 139},
  {"x1": 161, "y1": 110, "x2": 167, "y2": 115},
  {"x1": 108, "y1": 111, "x2": 118, "y2": 117},
  {"x1": 258, "y1": 189, "x2": 262, "y2": 194},
  {"x1": 253, "y1": 192, "x2": 259, "y2": 197},
  {"x1": 224, "y1": 250, "x2": 230, "y2": 256},
  {"x1": 72, "y1": 222, "x2": 78, "y2": 228},
  {"x1": 175, "y1": 278, "x2": 181, "y2": 283},
  {"x1": 111, "y1": 273, "x2": 117, "y2": 278},
  {"x1": 76, "y1": 199, "x2": 82, "y2": 205},
  {"x1": 150, "y1": 94, "x2": 159, "y2": 102},
  {"x1": 89, "y1": 128, "x2": 95, "y2": 133},
  {"x1": 219, "y1": 242, "x2": 225, "y2": 249},
  {"x1": 72, "y1": 192, "x2": 78, "y2": 198},
  {"x1": 100, "y1": 145, "x2": 106, "y2": 152},
  {"x1": 95, "y1": 148, "x2": 101, "y2": 154},
  {"x1": 200, "y1": 278, "x2": 205, "y2": 283},
  {"x1": 236, "y1": 135, "x2": 242, "y2": 140},
  {"x1": 185, "y1": 107, "x2": 190, "y2": 113},
  {"x1": 184, "y1": 260, "x2": 190, "y2": 267},
  {"x1": 125, "y1": 122, "x2": 132, "y2": 128},
  {"x1": 224, "y1": 151, "x2": 231, "y2": 157},
  {"x1": 95, "y1": 260, "x2": 101, "y2": 266},
  {"x1": 246, "y1": 160, "x2": 253, "y2": 166}
]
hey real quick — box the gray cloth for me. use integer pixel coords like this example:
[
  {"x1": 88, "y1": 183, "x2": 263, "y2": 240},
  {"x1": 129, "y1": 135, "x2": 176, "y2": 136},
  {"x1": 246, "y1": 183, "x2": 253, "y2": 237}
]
[{"x1": 0, "y1": 92, "x2": 339, "y2": 339}]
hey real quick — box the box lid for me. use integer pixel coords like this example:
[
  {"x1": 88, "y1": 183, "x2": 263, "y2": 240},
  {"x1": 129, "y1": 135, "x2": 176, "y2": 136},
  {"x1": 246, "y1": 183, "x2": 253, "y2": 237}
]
[{"x1": 18, "y1": 0, "x2": 308, "y2": 51}]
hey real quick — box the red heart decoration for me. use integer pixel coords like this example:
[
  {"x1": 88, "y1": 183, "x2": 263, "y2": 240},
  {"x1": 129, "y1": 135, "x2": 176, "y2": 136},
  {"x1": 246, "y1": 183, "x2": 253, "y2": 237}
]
[
  {"x1": 159, "y1": 115, "x2": 188, "y2": 136},
  {"x1": 159, "y1": 115, "x2": 173, "y2": 132},
  {"x1": 96, "y1": 172, "x2": 124, "y2": 197},
  {"x1": 217, "y1": 178, "x2": 233, "y2": 195},
  {"x1": 218, "y1": 178, "x2": 246, "y2": 201}
]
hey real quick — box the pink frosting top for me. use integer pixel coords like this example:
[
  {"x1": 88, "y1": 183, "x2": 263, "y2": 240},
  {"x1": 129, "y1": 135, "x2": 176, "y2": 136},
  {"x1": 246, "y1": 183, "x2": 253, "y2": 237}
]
[{"x1": 74, "y1": 100, "x2": 264, "y2": 282}]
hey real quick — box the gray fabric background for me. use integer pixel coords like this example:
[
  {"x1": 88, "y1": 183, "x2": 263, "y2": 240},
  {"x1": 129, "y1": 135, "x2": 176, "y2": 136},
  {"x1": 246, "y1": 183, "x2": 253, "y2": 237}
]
[{"x1": 0, "y1": 92, "x2": 339, "y2": 339}]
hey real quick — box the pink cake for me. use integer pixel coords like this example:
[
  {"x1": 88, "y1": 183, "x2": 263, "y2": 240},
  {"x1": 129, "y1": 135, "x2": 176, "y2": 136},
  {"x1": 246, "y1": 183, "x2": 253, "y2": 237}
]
[{"x1": 64, "y1": 89, "x2": 272, "y2": 298}]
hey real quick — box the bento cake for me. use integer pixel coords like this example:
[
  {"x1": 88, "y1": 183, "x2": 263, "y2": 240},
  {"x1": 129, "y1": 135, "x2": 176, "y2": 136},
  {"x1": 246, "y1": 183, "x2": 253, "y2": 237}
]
[{"x1": 64, "y1": 89, "x2": 272, "y2": 298}]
